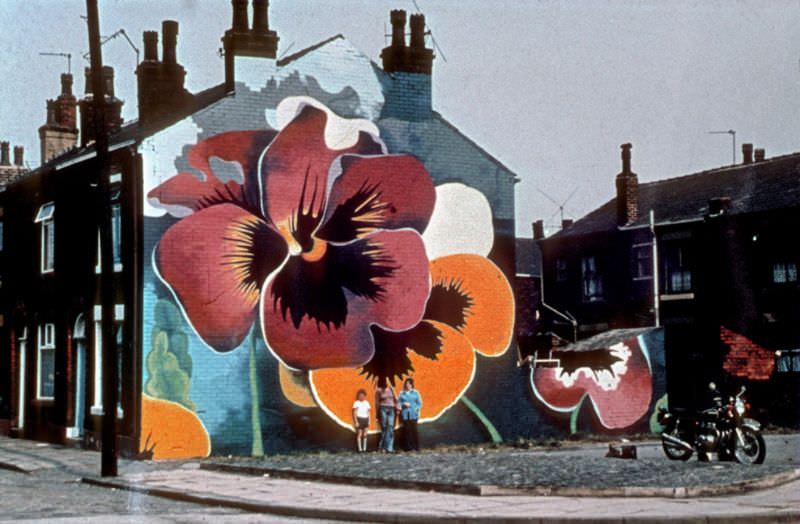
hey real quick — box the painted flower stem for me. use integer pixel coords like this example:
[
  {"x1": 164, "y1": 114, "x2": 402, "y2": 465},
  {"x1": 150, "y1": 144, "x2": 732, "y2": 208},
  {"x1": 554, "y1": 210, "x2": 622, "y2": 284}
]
[
  {"x1": 461, "y1": 396, "x2": 502, "y2": 443},
  {"x1": 249, "y1": 327, "x2": 264, "y2": 457}
]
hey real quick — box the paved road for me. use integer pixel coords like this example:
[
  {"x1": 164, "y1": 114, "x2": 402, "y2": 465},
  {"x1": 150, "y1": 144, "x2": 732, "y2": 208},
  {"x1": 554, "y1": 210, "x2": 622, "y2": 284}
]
[{"x1": 207, "y1": 433, "x2": 800, "y2": 491}]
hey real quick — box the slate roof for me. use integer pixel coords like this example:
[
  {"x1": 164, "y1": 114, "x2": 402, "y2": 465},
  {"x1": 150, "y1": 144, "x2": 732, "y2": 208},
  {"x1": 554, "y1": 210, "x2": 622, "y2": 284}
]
[
  {"x1": 552, "y1": 152, "x2": 800, "y2": 239},
  {"x1": 515, "y1": 237, "x2": 542, "y2": 277},
  {"x1": 554, "y1": 327, "x2": 659, "y2": 353},
  {"x1": 15, "y1": 83, "x2": 229, "y2": 178}
]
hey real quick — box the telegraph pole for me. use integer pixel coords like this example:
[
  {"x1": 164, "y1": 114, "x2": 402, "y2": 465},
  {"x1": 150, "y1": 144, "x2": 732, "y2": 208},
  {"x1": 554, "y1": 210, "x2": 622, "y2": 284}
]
[{"x1": 85, "y1": 0, "x2": 117, "y2": 477}]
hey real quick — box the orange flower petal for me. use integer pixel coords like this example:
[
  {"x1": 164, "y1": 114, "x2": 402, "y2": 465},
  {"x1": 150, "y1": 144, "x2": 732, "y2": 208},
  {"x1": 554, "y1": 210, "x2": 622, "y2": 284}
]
[
  {"x1": 309, "y1": 320, "x2": 475, "y2": 431},
  {"x1": 139, "y1": 394, "x2": 210, "y2": 460},
  {"x1": 279, "y1": 363, "x2": 317, "y2": 408},
  {"x1": 429, "y1": 254, "x2": 514, "y2": 356}
]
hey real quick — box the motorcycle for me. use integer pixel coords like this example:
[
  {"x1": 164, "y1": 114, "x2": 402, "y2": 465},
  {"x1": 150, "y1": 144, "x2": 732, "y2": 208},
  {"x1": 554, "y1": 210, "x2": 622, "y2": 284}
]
[{"x1": 657, "y1": 382, "x2": 766, "y2": 464}]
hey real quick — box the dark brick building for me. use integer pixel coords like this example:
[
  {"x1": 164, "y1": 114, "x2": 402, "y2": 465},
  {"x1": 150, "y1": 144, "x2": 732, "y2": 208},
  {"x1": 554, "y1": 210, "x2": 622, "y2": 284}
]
[{"x1": 537, "y1": 143, "x2": 800, "y2": 424}]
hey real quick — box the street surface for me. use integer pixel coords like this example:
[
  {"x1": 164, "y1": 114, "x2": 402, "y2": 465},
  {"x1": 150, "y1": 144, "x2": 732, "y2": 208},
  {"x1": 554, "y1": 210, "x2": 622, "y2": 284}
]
[{"x1": 0, "y1": 434, "x2": 796, "y2": 522}]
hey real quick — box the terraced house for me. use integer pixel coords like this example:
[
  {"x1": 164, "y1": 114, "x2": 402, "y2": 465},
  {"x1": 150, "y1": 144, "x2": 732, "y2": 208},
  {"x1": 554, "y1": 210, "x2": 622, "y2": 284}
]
[{"x1": 0, "y1": 1, "x2": 540, "y2": 457}]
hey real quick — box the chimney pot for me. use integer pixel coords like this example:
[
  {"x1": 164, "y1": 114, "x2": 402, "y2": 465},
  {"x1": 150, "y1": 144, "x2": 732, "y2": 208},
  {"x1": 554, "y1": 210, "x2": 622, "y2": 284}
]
[
  {"x1": 13, "y1": 146, "x2": 23, "y2": 167},
  {"x1": 533, "y1": 220, "x2": 545, "y2": 240},
  {"x1": 621, "y1": 142, "x2": 632, "y2": 174},
  {"x1": 742, "y1": 143, "x2": 753, "y2": 164},
  {"x1": 0, "y1": 142, "x2": 9, "y2": 166},
  {"x1": 253, "y1": 0, "x2": 269, "y2": 33},
  {"x1": 143, "y1": 30, "x2": 159, "y2": 61},
  {"x1": 102, "y1": 65, "x2": 115, "y2": 97},
  {"x1": 60, "y1": 73, "x2": 73, "y2": 96},
  {"x1": 754, "y1": 148, "x2": 766, "y2": 162},
  {"x1": 232, "y1": 0, "x2": 249, "y2": 32},
  {"x1": 162, "y1": 20, "x2": 178, "y2": 65},
  {"x1": 390, "y1": 9, "x2": 407, "y2": 48},
  {"x1": 46, "y1": 100, "x2": 57, "y2": 125},
  {"x1": 410, "y1": 13, "x2": 426, "y2": 49}
]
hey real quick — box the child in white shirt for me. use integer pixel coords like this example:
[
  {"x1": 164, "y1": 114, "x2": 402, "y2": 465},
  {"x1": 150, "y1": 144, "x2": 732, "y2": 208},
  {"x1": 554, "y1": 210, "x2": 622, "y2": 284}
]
[{"x1": 352, "y1": 389, "x2": 371, "y2": 452}]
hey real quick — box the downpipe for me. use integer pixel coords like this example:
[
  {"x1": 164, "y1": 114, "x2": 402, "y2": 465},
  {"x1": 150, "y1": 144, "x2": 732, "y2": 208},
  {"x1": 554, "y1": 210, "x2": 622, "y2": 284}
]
[{"x1": 662, "y1": 432, "x2": 694, "y2": 452}]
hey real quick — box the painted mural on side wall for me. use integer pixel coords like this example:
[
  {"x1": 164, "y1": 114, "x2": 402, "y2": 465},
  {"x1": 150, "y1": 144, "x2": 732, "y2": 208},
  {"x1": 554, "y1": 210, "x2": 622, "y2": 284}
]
[{"x1": 136, "y1": 39, "x2": 666, "y2": 458}]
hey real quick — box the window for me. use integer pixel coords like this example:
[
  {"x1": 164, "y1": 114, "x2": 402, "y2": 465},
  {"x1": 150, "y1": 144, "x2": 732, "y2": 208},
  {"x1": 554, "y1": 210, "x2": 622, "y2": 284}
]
[
  {"x1": 95, "y1": 187, "x2": 122, "y2": 273},
  {"x1": 37, "y1": 323, "x2": 55, "y2": 400},
  {"x1": 773, "y1": 262, "x2": 797, "y2": 284},
  {"x1": 92, "y1": 305, "x2": 125, "y2": 417},
  {"x1": 663, "y1": 242, "x2": 692, "y2": 293},
  {"x1": 35, "y1": 203, "x2": 55, "y2": 273},
  {"x1": 581, "y1": 256, "x2": 603, "y2": 301},
  {"x1": 631, "y1": 243, "x2": 653, "y2": 279},
  {"x1": 0, "y1": 220, "x2": 4, "y2": 251},
  {"x1": 556, "y1": 258, "x2": 568, "y2": 282}
]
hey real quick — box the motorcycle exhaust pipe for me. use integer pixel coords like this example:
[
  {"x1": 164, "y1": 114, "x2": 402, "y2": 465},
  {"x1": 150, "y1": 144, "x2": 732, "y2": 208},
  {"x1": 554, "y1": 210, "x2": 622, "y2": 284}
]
[{"x1": 662, "y1": 432, "x2": 694, "y2": 452}]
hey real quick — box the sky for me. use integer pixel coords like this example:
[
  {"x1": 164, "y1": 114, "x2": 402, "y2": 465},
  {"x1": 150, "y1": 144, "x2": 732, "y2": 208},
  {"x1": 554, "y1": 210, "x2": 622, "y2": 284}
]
[{"x1": 1, "y1": 0, "x2": 799, "y2": 237}]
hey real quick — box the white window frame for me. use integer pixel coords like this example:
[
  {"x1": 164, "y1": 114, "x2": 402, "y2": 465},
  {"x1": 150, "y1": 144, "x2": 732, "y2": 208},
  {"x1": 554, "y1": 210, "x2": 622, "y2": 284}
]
[
  {"x1": 35, "y1": 202, "x2": 55, "y2": 274},
  {"x1": 94, "y1": 189, "x2": 123, "y2": 274},
  {"x1": 17, "y1": 327, "x2": 28, "y2": 429},
  {"x1": 36, "y1": 323, "x2": 56, "y2": 400},
  {"x1": 91, "y1": 304, "x2": 125, "y2": 417},
  {"x1": 581, "y1": 256, "x2": 604, "y2": 302}
]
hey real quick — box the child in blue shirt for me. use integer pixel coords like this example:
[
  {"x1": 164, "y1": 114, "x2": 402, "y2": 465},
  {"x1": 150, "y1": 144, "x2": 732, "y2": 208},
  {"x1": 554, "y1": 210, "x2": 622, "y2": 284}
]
[{"x1": 398, "y1": 378, "x2": 422, "y2": 451}]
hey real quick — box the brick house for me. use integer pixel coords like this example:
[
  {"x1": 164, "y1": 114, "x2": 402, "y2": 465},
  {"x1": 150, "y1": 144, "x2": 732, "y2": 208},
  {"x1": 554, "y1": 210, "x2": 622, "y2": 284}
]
[
  {"x1": 0, "y1": 1, "x2": 534, "y2": 456},
  {"x1": 537, "y1": 143, "x2": 800, "y2": 424}
]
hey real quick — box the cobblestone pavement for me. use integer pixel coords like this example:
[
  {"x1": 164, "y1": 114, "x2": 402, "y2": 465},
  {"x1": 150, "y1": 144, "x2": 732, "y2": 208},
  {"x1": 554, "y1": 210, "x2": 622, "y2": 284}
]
[{"x1": 207, "y1": 434, "x2": 800, "y2": 491}]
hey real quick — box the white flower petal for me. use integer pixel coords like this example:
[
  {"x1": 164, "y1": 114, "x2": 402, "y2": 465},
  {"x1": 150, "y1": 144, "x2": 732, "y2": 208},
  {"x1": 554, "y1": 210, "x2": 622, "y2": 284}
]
[
  {"x1": 275, "y1": 96, "x2": 380, "y2": 150},
  {"x1": 422, "y1": 183, "x2": 494, "y2": 259}
]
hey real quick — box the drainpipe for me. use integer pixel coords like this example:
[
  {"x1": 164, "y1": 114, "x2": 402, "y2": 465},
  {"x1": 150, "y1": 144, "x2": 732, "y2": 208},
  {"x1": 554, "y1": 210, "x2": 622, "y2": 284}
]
[
  {"x1": 650, "y1": 209, "x2": 660, "y2": 327},
  {"x1": 539, "y1": 272, "x2": 578, "y2": 343}
]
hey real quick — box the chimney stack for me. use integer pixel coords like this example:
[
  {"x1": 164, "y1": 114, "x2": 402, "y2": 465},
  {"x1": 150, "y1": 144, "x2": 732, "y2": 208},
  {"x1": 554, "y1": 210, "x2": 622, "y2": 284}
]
[
  {"x1": 380, "y1": 9, "x2": 435, "y2": 121},
  {"x1": 137, "y1": 21, "x2": 192, "y2": 127},
  {"x1": 39, "y1": 72, "x2": 79, "y2": 164},
  {"x1": 615, "y1": 143, "x2": 639, "y2": 226},
  {"x1": 13, "y1": 146, "x2": 24, "y2": 167},
  {"x1": 0, "y1": 142, "x2": 9, "y2": 165},
  {"x1": 561, "y1": 219, "x2": 574, "y2": 230},
  {"x1": 79, "y1": 66, "x2": 124, "y2": 147},
  {"x1": 533, "y1": 220, "x2": 545, "y2": 240},
  {"x1": 742, "y1": 143, "x2": 753, "y2": 164},
  {"x1": 754, "y1": 148, "x2": 766, "y2": 162},
  {"x1": 381, "y1": 9, "x2": 434, "y2": 75},
  {"x1": 222, "y1": 0, "x2": 279, "y2": 92}
]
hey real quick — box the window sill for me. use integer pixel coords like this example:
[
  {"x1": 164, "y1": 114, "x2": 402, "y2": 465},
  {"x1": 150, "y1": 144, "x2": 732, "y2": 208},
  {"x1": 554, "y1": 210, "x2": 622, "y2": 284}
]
[
  {"x1": 32, "y1": 398, "x2": 55, "y2": 405},
  {"x1": 632, "y1": 276, "x2": 653, "y2": 281},
  {"x1": 95, "y1": 263, "x2": 123, "y2": 274},
  {"x1": 660, "y1": 292, "x2": 695, "y2": 301},
  {"x1": 90, "y1": 405, "x2": 124, "y2": 419}
]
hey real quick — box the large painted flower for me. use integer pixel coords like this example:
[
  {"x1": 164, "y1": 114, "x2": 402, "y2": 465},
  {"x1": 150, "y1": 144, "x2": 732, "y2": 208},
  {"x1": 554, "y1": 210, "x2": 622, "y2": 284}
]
[
  {"x1": 308, "y1": 184, "x2": 515, "y2": 431},
  {"x1": 530, "y1": 334, "x2": 653, "y2": 430},
  {"x1": 150, "y1": 97, "x2": 435, "y2": 370}
]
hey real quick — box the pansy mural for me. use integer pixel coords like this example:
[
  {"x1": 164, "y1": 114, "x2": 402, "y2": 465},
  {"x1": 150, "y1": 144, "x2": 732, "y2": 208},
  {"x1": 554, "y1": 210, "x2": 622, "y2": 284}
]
[
  {"x1": 530, "y1": 336, "x2": 653, "y2": 431},
  {"x1": 149, "y1": 96, "x2": 514, "y2": 437}
]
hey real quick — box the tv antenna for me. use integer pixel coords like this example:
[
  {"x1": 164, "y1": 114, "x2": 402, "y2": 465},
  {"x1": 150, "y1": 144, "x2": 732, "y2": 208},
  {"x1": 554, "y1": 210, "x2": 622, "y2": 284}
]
[
  {"x1": 39, "y1": 52, "x2": 72, "y2": 74},
  {"x1": 410, "y1": 0, "x2": 447, "y2": 62},
  {"x1": 537, "y1": 187, "x2": 578, "y2": 225},
  {"x1": 82, "y1": 28, "x2": 139, "y2": 65},
  {"x1": 708, "y1": 129, "x2": 736, "y2": 165}
]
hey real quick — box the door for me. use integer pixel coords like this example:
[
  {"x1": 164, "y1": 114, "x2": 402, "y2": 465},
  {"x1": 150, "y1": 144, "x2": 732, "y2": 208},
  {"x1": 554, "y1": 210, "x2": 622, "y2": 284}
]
[
  {"x1": 67, "y1": 315, "x2": 86, "y2": 439},
  {"x1": 17, "y1": 327, "x2": 27, "y2": 431}
]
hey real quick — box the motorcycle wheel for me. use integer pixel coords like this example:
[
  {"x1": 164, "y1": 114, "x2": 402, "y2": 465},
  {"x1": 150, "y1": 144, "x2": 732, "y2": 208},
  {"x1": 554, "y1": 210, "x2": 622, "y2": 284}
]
[
  {"x1": 734, "y1": 427, "x2": 766, "y2": 465},
  {"x1": 662, "y1": 436, "x2": 693, "y2": 461}
]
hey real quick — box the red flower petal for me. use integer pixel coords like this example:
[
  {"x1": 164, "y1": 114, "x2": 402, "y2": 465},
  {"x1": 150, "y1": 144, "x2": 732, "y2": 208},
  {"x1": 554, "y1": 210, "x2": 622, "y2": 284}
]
[
  {"x1": 316, "y1": 155, "x2": 435, "y2": 242},
  {"x1": 531, "y1": 337, "x2": 653, "y2": 430},
  {"x1": 156, "y1": 203, "x2": 287, "y2": 352},
  {"x1": 148, "y1": 130, "x2": 276, "y2": 213},
  {"x1": 260, "y1": 105, "x2": 382, "y2": 234},
  {"x1": 261, "y1": 229, "x2": 430, "y2": 370}
]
